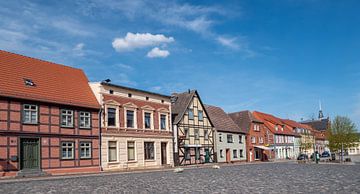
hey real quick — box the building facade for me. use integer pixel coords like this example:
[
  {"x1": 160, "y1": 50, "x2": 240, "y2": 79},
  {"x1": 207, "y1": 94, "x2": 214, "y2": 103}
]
[
  {"x1": 253, "y1": 111, "x2": 297, "y2": 160},
  {"x1": 0, "y1": 50, "x2": 101, "y2": 177},
  {"x1": 90, "y1": 82, "x2": 173, "y2": 171},
  {"x1": 229, "y1": 111, "x2": 271, "y2": 162},
  {"x1": 205, "y1": 105, "x2": 247, "y2": 163},
  {"x1": 172, "y1": 90, "x2": 215, "y2": 166}
]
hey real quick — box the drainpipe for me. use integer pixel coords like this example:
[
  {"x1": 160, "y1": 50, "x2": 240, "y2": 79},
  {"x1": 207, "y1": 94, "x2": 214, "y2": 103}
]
[{"x1": 98, "y1": 108, "x2": 103, "y2": 171}]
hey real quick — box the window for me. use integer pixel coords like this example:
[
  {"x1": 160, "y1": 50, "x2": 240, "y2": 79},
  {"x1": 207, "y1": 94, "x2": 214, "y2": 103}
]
[
  {"x1": 198, "y1": 110, "x2": 203, "y2": 121},
  {"x1": 80, "y1": 142, "x2": 91, "y2": 159},
  {"x1": 204, "y1": 130, "x2": 209, "y2": 140},
  {"x1": 160, "y1": 114, "x2": 166, "y2": 130},
  {"x1": 219, "y1": 134, "x2": 222, "y2": 142},
  {"x1": 128, "y1": 93, "x2": 132, "y2": 97},
  {"x1": 127, "y1": 141, "x2": 135, "y2": 161},
  {"x1": 233, "y1": 150, "x2": 238, "y2": 158},
  {"x1": 126, "y1": 110, "x2": 134, "y2": 128},
  {"x1": 61, "y1": 109, "x2": 74, "y2": 127},
  {"x1": 275, "y1": 125, "x2": 278, "y2": 131},
  {"x1": 185, "y1": 128, "x2": 189, "y2": 138},
  {"x1": 239, "y1": 135, "x2": 243, "y2": 143},
  {"x1": 144, "y1": 142, "x2": 154, "y2": 160},
  {"x1": 146, "y1": 96, "x2": 149, "y2": 100},
  {"x1": 188, "y1": 109, "x2": 194, "y2": 120},
  {"x1": 227, "y1": 134, "x2": 233, "y2": 143},
  {"x1": 22, "y1": 104, "x2": 38, "y2": 124},
  {"x1": 240, "y1": 149, "x2": 244, "y2": 158},
  {"x1": 195, "y1": 148, "x2": 200, "y2": 160},
  {"x1": 107, "y1": 108, "x2": 116, "y2": 127},
  {"x1": 24, "y1": 78, "x2": 36, "y2": 86},
  {"x1": 220, "y1": 150, "x2": 223, "y2": 158},
  {"x1": 253, "y1": 124, "x2": 257, "y2": 131},
  {"x1": 79, "y1": 111, "x2": 91, "y2": 128},
  {"x1": 144, "y1": 112, "x2": 151, "y2": 129},
  {"x1": 109, "y1": 90, "x2": 114, "y2": 94},
  {"x1": 259, "y1": 137, "x2": 264, "y2": 144},
  {"x1": 185, "y1": 148, "x2": 190, "y2": 160},
  {"x1": 194, "y1": 129, "x2": 199, "y2": 139},
  {"x1": 251, "y1": 136, "x2": 256, "y2": 144},
  {"x1": 108, "y1": 141, "x2": 117, "y2": 162},
  {"x1": 61, "y1": 142, "x2": 74, "y2": 159}
]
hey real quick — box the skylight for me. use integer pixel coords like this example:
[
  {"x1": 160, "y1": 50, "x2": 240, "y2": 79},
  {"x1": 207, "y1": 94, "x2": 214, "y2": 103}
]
[{"x1": 24, "y1": 78, "x2": 36, "y2": 87}]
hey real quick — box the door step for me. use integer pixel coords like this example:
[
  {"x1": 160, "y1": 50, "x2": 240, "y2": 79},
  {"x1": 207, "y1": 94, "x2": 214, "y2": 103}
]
[{"x1": 16, "y1": 169, "x2": 49, "y2": 178}]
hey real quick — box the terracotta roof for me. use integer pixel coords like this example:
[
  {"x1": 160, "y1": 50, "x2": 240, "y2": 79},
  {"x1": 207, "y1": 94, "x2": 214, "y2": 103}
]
[
  {"x1": 228, "y1": 110, "x2": 262, "y2": 133},
  {"x1": 204, "y1": 105, "x2": 245, "y2": 134},
  {"x1": 0, "y1": 50, "x2": 100, "y2": 109},
  {"x1": 253, "y1": 111, "x2": 296, "y2": 136}
]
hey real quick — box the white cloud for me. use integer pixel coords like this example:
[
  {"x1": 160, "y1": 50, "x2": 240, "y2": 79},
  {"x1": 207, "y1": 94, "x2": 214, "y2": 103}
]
[
  {"x1": 115, "y1": 63, "x2": 133, "y2": 70},
  {"x1": 217, "y1": 36, "x2": 239, "y2": 49},
  {"x1": 112, "y1": 32, "x2": 174, "y2": 52},
  {"x1": 51, "y1": 18, "x2": 94, "y2": 37},
  {"x1": 146, "y1": 47, "x2": 170, "y2": 58},
  {"x1": 150, "y1": 86, "x2": 162, "y2": 91},
  {"x1": 72, "y1": 43, "x2": 85, "y2": 56}
]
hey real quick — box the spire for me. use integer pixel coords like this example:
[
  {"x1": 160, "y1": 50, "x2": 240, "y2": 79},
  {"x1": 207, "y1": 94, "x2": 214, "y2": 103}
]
[{"x1": 318, "y1": 100, "x2": 324, "y2": 119}]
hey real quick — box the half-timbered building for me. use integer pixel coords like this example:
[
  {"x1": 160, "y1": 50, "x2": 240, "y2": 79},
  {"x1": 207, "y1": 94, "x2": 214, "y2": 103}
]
[
  {"x1": 171, "y1": 90, "x2": 215, "y2": 166},
  {"x1": 0, "y1": 50, "x2": 101, "y2": 177},
  {"x1": 89, "y1": 82, "x2": 173, "y2": 171}
]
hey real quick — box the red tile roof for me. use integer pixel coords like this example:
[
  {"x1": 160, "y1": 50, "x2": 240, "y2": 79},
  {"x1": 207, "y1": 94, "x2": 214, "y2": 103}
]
[
  {"x1": 253, "y1": 111, "x2": 296, "y2": 136},
  {"x1": 0, "y1": 50, "x2": 100, "y2": 109},
  {"x1": 205, "y1": 105, "x2": 245, "y2": 134}
]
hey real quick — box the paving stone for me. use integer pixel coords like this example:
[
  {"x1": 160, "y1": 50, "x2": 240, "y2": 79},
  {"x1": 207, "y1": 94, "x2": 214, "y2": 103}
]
[{"x1": 0, "y1": 162, "x2": 359, "y2": 193}]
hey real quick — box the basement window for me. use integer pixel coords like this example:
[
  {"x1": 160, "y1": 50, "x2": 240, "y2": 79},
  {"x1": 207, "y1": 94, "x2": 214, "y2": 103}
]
[{"x1": 24, "y1": 78, "x2": 36, "y2": 87}]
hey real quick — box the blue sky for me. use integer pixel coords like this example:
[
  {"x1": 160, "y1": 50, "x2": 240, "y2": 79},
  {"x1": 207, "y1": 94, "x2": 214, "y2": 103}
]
[{"x1": 1, "y1": 0, "x2": 359, "y2": 128}]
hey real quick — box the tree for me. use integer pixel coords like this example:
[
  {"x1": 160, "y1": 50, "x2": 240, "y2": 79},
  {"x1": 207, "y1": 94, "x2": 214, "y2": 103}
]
[{"x1": 327, "y1": 116, "x2": 359, "y2": 153}]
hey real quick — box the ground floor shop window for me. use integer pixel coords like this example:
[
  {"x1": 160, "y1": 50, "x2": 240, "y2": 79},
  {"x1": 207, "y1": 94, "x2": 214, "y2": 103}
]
[
  {"x1": 128, "y1": 141, "x2": 135, "y2": 161},
  {"x1": 144, "y1": 142, "x2": 154, "y2": 160}
]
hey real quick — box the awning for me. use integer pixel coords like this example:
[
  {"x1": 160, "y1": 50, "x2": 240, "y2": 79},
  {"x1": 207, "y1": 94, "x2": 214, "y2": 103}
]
[{"x1": 254, "y1": 145, "x2": 273, "y2": 150}]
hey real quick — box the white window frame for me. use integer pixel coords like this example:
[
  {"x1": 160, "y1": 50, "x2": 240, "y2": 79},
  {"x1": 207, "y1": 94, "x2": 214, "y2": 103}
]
[
  {"x1": 79, "y1": 111, "x2": 91, "y2": 129},
  {"x1": 194, "y1": 129, "x2": 200, "y2": 140},
  {"x1": 22, "y1": 104, "x2": 38, "y2": 124},
  {"x1": 105, "y1": 104, "x2": 120, "y2": 128},
  {"x1": 143, "y1": 111, "x2": 154, "y2": 129},
  {"x1": 125, "y1": 108, "x2": 137, "y2": 129},
  {"x1": 61, "y1": 142, "x2": 74, "y2": 159},
  {"x1": 108, "y1": 141, "x2": 118, "y2": 163},
  {"x1": 159, "y1": 113, "x2": 168, "y2": 130},
  {"x1": 80, "y1": 142, "x2": 92, "y2": 159},
  {"x1": 251, "y1": 136, "x2": 256, "y2": 144},
  {"x1": 198, "y1": 110, "x2": 203, "y2": 121},
  {"x1": 227, "y1": 134, "x2": 233, "y2": 143},
  {"x1": 61, "y1": 109, "x2": 74, "y2": 127},
  {"x1": 233, "y1": 149, "x2": 238, "y2": 158},
  {"x1": 259, "y1": 137, "x2": 264, "y2": 144},
  {"x1": 204, "y1": 129, "x2": 209, "y2": 140},
  {"x1": 127, "y1": 141, "x2": 137, "y2": 162},
  {"x1": 239, "y1": 135, "x2": 243, "y2": 143},
  {"x1": 188, "y1": 109, "x2": 194, "y2": 120}
]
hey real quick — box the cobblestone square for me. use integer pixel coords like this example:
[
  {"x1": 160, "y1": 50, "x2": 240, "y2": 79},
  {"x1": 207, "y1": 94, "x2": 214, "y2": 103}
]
[{"x1": 0, "y1": 162, "x2": 359, "y2": 193}]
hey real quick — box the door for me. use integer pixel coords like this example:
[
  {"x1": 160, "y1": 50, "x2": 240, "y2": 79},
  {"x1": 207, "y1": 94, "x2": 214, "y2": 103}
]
[
  {"x1": 20, "y1": 138, "x2": 40, "y2": 170},
  {"x1": 226, "y1": 149, "x2": 231, "y2": 163},
  {"x1": 161, "y1": 142, "x2": 167, "y2": 165},
  {"x1": 204, "y1": 148, "x2": 210, "y2": 163}
]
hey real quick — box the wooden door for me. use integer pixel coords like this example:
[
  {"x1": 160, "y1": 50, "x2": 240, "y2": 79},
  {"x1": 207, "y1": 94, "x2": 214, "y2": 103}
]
[
  {"x1": 161, "y1": 142, "x2": 167, "y2": 165},
  {"x1": 20, "y1": 138, "x2": 40, "y2": 170},
  {"x1": 204, "y1": 148, "x2": 210, "y2": 163},
  {"x1": 226, "y1": 149, "x2": 230, "y2": 163}
]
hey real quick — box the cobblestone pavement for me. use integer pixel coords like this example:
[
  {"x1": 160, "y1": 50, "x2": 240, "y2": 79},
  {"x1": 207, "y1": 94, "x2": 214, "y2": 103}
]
[{"x1": 1, "y1": 162, "x2": 359, "y2": 194}]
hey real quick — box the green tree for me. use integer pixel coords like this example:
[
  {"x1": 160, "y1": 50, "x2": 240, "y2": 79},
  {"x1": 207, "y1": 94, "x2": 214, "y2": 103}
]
[{"x1": 327, "y1": 116, "x2": 359, "y2": 153}]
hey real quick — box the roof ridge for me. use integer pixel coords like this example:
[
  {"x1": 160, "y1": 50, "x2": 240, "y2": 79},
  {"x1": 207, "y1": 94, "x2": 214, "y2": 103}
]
[{"x1": 0, "y1": 50, "x2": 83, "y2": 71}]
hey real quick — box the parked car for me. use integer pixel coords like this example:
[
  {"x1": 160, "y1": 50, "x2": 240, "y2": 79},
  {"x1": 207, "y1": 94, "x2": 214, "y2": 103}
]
[
  {"x1": 297, "y1": 154, "x2": 308, "y2": 160},
  {"x1": 321, "y1": 151, "x2": 331, "y2": 158},
  {"x1": 339, "y1": 151, "x2": 349, "y2": 156}
]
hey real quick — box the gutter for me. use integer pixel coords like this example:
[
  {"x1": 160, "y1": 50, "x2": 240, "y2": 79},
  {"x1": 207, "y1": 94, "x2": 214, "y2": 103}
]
[{"x1": 98, "y1": 108, "x2": 103, "y2": 171}]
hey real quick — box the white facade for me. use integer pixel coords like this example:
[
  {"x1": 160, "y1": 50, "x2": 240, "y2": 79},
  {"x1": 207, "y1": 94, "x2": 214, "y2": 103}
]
[{"x1": 215, "y1": 131, "x2": 246, "y2": 163}]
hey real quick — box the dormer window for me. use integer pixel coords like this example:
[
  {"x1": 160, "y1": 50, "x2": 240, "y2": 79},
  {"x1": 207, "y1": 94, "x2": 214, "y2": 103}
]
[
  {"x1": 109, "y1": 90, "x2": 114, "y2": 94},
  {"x1": 24, "y1": 78, "x2": 35, "y2": 87},
  {"x1": 275, "y1": 125, "x2": 278, "y2": 131}
]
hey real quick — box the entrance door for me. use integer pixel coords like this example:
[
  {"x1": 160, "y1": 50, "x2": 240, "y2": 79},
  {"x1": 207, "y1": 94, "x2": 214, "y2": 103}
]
[
  {"x1": 20, "y1": 138, "x2": 40, "y2": 170},
  {"x1": 226, "y1": 149, "x2": 231, "y2": 163},
  {"x1": 204, "y1": 148, "x2": 210, "y2": 163},
  {"x1": 255, "y1": 148, "x2": 261, "y2": 160},
  {"x1": 161, "y1": 142, "x2": 167, "y2": 165}
]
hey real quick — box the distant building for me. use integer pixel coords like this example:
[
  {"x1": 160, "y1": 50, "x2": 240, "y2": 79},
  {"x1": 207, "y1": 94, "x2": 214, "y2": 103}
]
[
  {"x1": 205, "y1": 105, "x2": 247, "y2": 163},
  {"x1": 229, "y1": 111, "x2": 271, "y2": 162},
  {"x1": 253, "y1": 111, "x2": 299, "y2": 160},
  {"x1": 90, "y1": 82, "x2": 173, "y2": 171},
  {"x1": 171, "y1": 90, "x2": 215, "y2": 166},
  {"x1": 0, "y1": 50, "x2": 101, "y2": 177}
]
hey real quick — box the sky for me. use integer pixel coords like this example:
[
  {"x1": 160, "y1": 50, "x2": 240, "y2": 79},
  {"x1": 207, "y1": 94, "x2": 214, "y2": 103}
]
[{"x1": 0, "y1": 0, "x2": 359, "y2": 128}]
